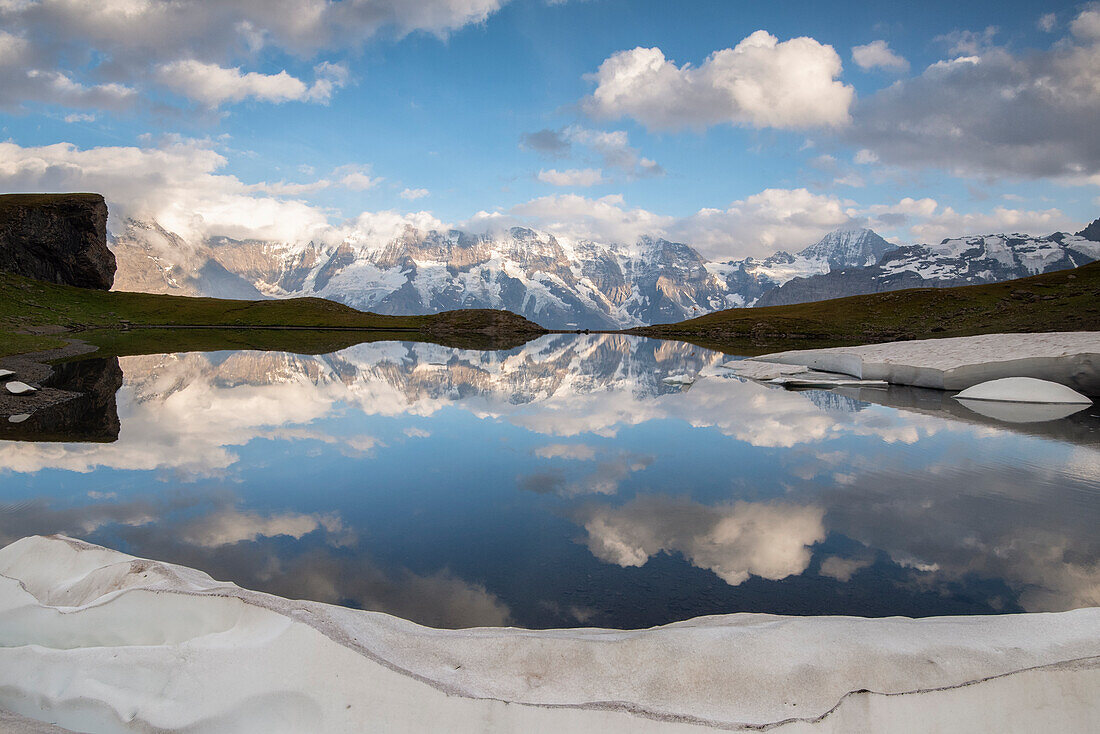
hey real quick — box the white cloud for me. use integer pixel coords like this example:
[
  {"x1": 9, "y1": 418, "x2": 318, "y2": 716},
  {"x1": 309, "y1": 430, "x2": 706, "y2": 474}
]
[
  {"x1": 1070, "y1": 7, "x2": 1100, "y2": 40},
  {"x1": 508, "y1": 193, "x2": 673, "y2": 245},
  {"x1": 334, "y1": 165, "x2": 380, "y2": 190},
  {"x1": 0, "y1": 0, "x2": 505, "y2": 110},
  {"x1": 853, "y1": 149, "x2": 879, "y2": 165},
  {"x1": 1038, "y1": 13, "x2": 1057, "y2": 32},
  {"x1": 63, "y1": 112, "x2": 96, "y2": 123},
  {"x1": 157, "y1": 59, "x2": 347, "y2": 107},
  {"x1": 584, "y1": 31, "x2": 853, "y2": 131},
  {"x1": 670, "y1": 188, "x2": 854, "y2": 259},
  {"x1": 819, "y1": 556, "x2": 872, "y2": 582},
  {"x1": 563, "y1": 127, "x2": 663, "y2": 177},
  {"x1": 867, "y1": 202, "x2": 1078, "y2": 243},
  {"x1": 537, "y1": 167, "x2": 606, "y2": 187},
  {"x1": 848, "y1": 8, "x2": 1100, "y2": 181},
  {"x1": 400, "y1": 187, "x2": 430, "y2": 200},
  {"x1": 523, "y1": 126, "x2": 663, "y2": 180},
  {"x1": 851, "y1": 40, "x2": 909, "y2": 72},
  {"x1": 0, "y1": 139, "x2": 407, "y2": 246}
]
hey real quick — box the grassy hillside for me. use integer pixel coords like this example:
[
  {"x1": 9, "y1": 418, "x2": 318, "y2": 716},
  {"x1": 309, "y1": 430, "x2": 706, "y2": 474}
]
[
  {"x1": 630, "y1": 261, "x2": 1100, "y2": 353},
  {"x1": 0, "y1": 271, "x2": 545, "y2": 357}
]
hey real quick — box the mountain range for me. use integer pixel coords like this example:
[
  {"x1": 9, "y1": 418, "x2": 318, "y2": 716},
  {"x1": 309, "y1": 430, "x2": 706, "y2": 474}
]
[{"x1": 109, "y1": 216, "x2": 1100, "y2": 329}]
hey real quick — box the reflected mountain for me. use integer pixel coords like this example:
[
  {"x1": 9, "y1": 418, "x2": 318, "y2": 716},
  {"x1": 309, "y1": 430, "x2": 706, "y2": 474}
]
[{"x1": 0, "y1": 335, "x2": 1097, "y2": 627}]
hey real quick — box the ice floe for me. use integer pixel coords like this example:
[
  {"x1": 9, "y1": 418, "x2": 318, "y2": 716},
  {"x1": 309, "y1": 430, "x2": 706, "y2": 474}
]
[
  {"x1": 0, "y1": 369, "x2": 14, "y2": 380},
  {"x1": 0, "y1": 535, "x2": 1097, "y2": 733},
  {"x1": 4, "y1": 381, "x2": 36, "y2": 395}
]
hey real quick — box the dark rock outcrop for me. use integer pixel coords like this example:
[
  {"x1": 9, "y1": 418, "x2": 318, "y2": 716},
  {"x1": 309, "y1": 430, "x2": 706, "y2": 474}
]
[{"x1": 0, "y1": 193, "x2": 115, "y2": 289}]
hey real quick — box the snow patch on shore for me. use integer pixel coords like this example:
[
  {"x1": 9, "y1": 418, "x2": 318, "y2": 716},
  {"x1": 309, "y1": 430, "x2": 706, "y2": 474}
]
[
  {"x1": 755, "y1": 332, "x2": 1100, "y2": 396},
  {"x1": 0, "y1": 535, "x2": 1098, "y2": 733}
]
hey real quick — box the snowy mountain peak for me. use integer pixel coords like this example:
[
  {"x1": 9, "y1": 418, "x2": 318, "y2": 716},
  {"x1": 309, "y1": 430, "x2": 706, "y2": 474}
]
[
  {"x1": 798, "y1": 227, "x2": 894, "y2": 269},
  {"x1": 110, "y1": 217, "x2": 1098, "y2": 330}
]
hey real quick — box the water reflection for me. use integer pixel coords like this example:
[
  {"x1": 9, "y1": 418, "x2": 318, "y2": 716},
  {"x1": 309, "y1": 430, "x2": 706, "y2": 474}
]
[{"x1": 0, "y1": 334, "x2": 1097, "y2": 628}]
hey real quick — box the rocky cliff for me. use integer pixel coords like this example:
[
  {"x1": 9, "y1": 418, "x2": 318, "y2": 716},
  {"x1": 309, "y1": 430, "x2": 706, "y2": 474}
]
[{"x1": 0, "y1": 193, "x2": 115, "y2": 289}]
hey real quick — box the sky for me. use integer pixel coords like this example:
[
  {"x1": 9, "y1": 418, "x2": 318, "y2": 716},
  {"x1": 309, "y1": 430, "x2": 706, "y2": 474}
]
[{"x1": 1, "y1": 0, "x2": 1099, "y2": 259}]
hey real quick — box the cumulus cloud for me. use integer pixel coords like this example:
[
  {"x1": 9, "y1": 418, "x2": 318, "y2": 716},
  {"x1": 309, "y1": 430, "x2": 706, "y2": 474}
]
[
  {"x1": 861, "y1": 199, "x2": 1079, "y2": 242},
  {"x1": 523, "y1": 126, "x2": 662, "y2": 180},
  {"x1": 584, "y1": 31, "x2": 853, "y2": 131},
  {"x1": 848, "y1": 8, "x2": 1100, "y2": 181},
  {"x1": 157, "y1": 59, "x2": 348, "y2": 107},
  {"x1": 507, "y1": 193, "x2": 673, "y2": 245},
  {"x1": 0, "y1": 0, "x2": 506, "y2": 110},
  {"x1": 400, "y1": 187, "x2": 430, "y2": 200},
  {"x1": 0, "y1": 138, "x2": 407, "y2": 245},
  {"x1": 669, "y1": 188, "x2": 854, "y2": 259},
  {"x1": 851, "y1": 40, "x2": 909, "y2": 72},
  {"x1": 537, "y1": 167, "x2": 606, "y2": 187},
  {"x1": 578, "y1": 496, "x2": 826, "y2": 585}
]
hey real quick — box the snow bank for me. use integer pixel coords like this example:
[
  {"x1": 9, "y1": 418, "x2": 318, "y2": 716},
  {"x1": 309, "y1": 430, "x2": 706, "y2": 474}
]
[
  {"x1": 1, "y1": 536, "x2": 1098, "y2": 733},
  {"x1": 720, "y1": 360, "x2": 810, "y2": 380},
  {"x1": 754, "y1": 332, "x2": 1100, "y2": 396},
  {"x1": 954, "y1": 377, "x2": 1092, "y2": 404}
]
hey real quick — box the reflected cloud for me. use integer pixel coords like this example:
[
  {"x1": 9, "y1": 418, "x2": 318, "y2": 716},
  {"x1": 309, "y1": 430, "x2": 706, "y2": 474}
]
[
  {"x1": 177, "y1": 508, "x2": 354, "y2": 548},
  {"x1": 0, "y1": 493, "x2": 509, "y2": 628},
  {"x1": 577, "y1": 496, "x2": 826, "y2": 586},
  {"x1": 520, "y1": 449, "x2": 653, "y2": 497},
  {"x1": 820, "y1": 461, "x2": 1100, "y2": 611},
  {"x1": 0, "y1": 335, "x2": 991, "y2": 479},
  {"x1": 533, "y1": 443, "x2": 597, "y2": 461}
]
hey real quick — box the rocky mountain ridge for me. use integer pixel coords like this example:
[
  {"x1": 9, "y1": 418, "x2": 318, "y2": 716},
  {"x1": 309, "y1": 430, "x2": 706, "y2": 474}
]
[{"x1": 110, "y1": 217, "x2": 1100, "y2": 329}]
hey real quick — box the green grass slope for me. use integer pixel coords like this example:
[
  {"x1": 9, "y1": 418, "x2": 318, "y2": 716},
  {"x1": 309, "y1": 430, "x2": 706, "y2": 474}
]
[
  {"x1": 629, "y1": 262, "x2": 1100, "y2": 353},
  {"x1": 0, "y1": 271, "x2": 545, "y2": 357}
]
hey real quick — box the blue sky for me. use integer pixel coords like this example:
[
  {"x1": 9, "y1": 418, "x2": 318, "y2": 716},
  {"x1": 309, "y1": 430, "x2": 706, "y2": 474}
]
[{"x1": 1, "y1": 0, "x2": 1098, "y2": 258}]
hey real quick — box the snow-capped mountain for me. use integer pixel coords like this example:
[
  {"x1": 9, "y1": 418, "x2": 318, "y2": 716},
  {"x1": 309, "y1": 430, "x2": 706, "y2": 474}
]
[
  {"x1": 110, "y1": 218, "x2": 1100, "y2": 329},
  {"x1": 757, "y1": 227, "x2": 1100, "y2": 307}
]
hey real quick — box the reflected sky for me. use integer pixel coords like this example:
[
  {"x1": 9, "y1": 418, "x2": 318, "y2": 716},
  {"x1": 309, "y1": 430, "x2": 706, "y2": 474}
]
[{"x1": 1, "y1": 334, "x2": 1098, "y2": 628}]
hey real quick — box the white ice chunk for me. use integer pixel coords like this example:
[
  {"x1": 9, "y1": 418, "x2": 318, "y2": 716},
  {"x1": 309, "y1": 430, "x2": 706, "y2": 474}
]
[
  {"x1": 954, "y1": 377, "x2": 1091, "y2": 404},
  {"x1": 7, "y1": 414, "x2": 30, "y2": 423},
  {"x1": 4, "y1": 381, "x2": 36, "y2": 395},
  {"x1": 0, "y1": 369, "x2": 15, "y2": 379},
  {"x1": 720, "y1": 360, "x2": 809, "y2": 380}
]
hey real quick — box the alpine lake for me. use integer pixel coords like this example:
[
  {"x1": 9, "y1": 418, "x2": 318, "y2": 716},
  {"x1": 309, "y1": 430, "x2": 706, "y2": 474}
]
[{"x1": 1, "y1": 333, "x2": 1097, "y2": 629}]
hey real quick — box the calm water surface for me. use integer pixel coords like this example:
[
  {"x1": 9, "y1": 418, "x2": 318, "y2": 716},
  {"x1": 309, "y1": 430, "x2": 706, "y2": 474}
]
[{"x1": 1, "y1": 334, "x2": 1098, "y2": 628}]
